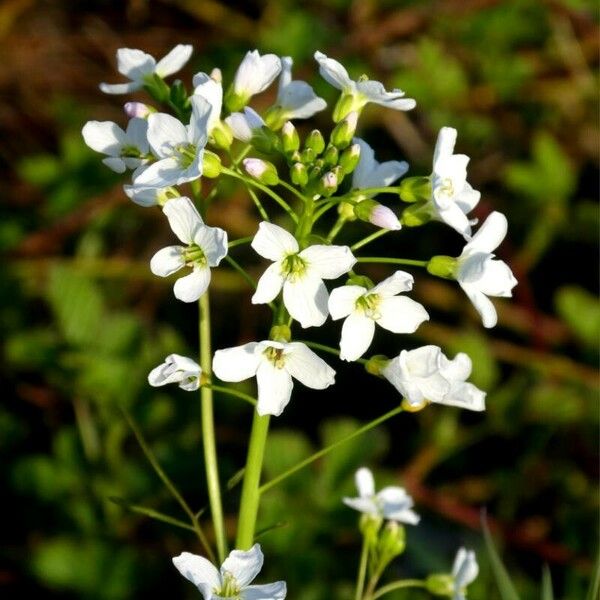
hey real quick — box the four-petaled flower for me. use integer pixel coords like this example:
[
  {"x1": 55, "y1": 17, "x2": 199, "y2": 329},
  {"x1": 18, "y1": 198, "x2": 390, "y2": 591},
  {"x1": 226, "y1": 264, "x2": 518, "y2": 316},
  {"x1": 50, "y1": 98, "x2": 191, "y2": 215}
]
[
  {"x1": 451, "y1": 548, "x2": 479, "y2": 600},
  {"x1": 343, "y1": 467, "x2": 420, "y2": 524},
  {"x1": 148, "y1": 354, "x2": 202, "y2": 391},
  {"x1": 328, "y1": 271, "x2": 429, "y2": 362},
  {"x1": 150, "y1": 197, "x2": 227, "y2": 302},
  {"x1": 100, "y1": 45, "x2": 193, "y2": 95},
  {"x1": 456, "y1": 211, "x2": 517, "y2": 328},
  {"x1": 225, "y1": 107, "x2": 265, "y2": 142},
  {"x1": 382, "y1": 345, "x2": 486, "y2": 411},
  {"x1": 352, "y1": 138, "x2": 409, "y2": 195},
  {"x1": 213, "y1": 340, "x2": 335, "y2": 416},
  {"x1": 173, "y1": 543, "x2": 286, "y2": 599},
  {"x1": 251, "y1": 222, "x2": 356, "y2": 328},
  {"x1": 227, "y1": 50, "x2": 281, "y2": 110}
]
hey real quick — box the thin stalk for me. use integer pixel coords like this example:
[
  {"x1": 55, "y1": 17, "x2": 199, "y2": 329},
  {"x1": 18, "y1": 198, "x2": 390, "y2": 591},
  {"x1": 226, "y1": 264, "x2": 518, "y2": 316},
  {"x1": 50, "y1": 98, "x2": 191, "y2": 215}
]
[
  {"x1": 355, "y1": 536, "x2": 369, "y2": 600},
  {"x1": 199, "y1": 292, "x2": 228, "y2": 562},
  {"x1": 203, "y1": 384, "x2": 257, "y2": 407},
  {"x1": 300, "y1": 340, "x2": 367, "y2": 365},
  {"x1": 223, "y1": 255, "x2": 276, "y2": 312},
  {"x1": 247, "y1": 186, "x2": 270, "y2": 222},
  {"x1": 228, "y1": 236, "x2": 254, "y2": 249},
  {"x1": 279, "y1": 179, "x2": 307, "y2": 202},
  {"x1": 326, "y1": 215, "x2": 347, "y2": 243},
  {"x1": 356, "y1": 257, "x2": 429, "y2": 268},
  {"x1": 119, "y1": 407, "x2": 215, "y2": 561},
  {"x1": 236, "y1": 412, "x2": 271, "y2": 549},
  {"x1": 351, "y1": 229, "x2": 390, "y2": 252},
  {"x1": 118, "y1": 502, "x2": 197, "y2": 533},
  {"x1": 371, "y1": 580, "x2": 427, "y2": 599},
  {"x1": 259, "y1": 406, "x2": 404, "y2": 494},
  {"x1": 312, "y1": 201, "x2": 338, "y2": 223}
]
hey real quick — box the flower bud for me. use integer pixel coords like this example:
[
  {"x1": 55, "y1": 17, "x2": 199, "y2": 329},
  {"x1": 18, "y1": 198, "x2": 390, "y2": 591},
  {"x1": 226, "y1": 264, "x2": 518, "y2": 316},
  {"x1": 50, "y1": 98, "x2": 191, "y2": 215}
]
[
  {"x1": 339, "y1": 143, "x2": 361, "y2": 175},
  {"x1": 338, "y1": 201, "x2": 357, "y2": 221},
  {"x1": 124, "y1": 102, "x2": 153, "y2": 119},
  {"x1": 399, "y1": 176, "x2": 432, "y2": 203},
  {"x1": 305, "y1": 129, "x2": 325, "y2": 155},
  {"x1": 427, "y1": 255, "x2": 457, "y2": 280},
  {"x1": 318, "y1": 171, "x2": 338, "y2": 197},
  {"x1": 243, "y1": 158, "x2": 279, "y2": 185},
  {"x1": 209, "y1": 67, "x2": 222, "y2": 83},
  {"x1": 300, "y1": 147, "x2": 316, "y2": 164},
  {"x1": 211, "y1": 121, "x2": 233, "y2": 150},
  {"x1": 281, "y1": 121, "x2": 299, "y2": 154},
  {"x1": 269, "y1": 324, "x2": 291, "y2": 343},
  {"x1": 263, "y1": 106, "x2": 288, "y2": 131},
  {"x1": 354, "y1": 199, "x2": 401, "y2": 230},
  {"x1": 290, "y1": 163, "x2": 308, "y2": 187},
  {"x1": 401, "y1": 202, "x2": 432, "y2": 227},
  {"x1": 251, "y1": 127, "x2": 281, "y2": 155},
  {"x1": 202, "y1": 151, "x2": 222, "y2": 178},
  {"x1": 425, "y1": 574, "x2": 454, "y2": 597},
  {"x1": 323, "y1": 144, "x2": 339, "y2": 167},
  {"x1": 333, "y1": 92, "x2": 357, "y2": 122},
  {"x1": 376, "y1": 521, "x2": 406, "y2": 567},
  {"x1": 365, "y1": 355, "x2": 390, "y2": 377},
  {"x1": 359, "y1": 513, "x2": 383, "y2": 543},
  {"x1": 331, "y1": 111, "x2": 359, "y2": 149}
]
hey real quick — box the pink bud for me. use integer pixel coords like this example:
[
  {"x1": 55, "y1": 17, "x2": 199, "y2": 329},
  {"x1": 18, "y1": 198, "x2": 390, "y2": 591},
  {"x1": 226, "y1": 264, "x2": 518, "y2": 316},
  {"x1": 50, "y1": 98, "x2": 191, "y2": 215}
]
[
  {"x1": 124, "y1": 102, "x2": 151, "y2": 119},
  {"x1": 243, "y1": 158, "x2": 268, "y2": 178},
  {"x1": 370, "y1": 205, "x2": 402, "y2": 230},
  {"x1": 322, "y1": 171, "x2": 338, "y2": 189},
  {"x1": 210, "y1": 68, "x2": 222, "y2": 83}
]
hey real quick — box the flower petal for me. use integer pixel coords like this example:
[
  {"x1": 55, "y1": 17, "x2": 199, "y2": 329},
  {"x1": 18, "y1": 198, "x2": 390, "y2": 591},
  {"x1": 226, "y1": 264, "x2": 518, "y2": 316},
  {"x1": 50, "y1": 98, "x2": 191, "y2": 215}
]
[
  {"x1": 370, "y1": 271, "x2": 413, "y2": 297},
  {"x1": 351, "y1": 139, "x2": 376, "y2": 189},
  {"x1": 221, "y1": 544, "x2": 263, "y2": 588},
  {"x1": 342, "y1": 496, "x2": 379, "y2": 516},
  {"x1": 163, "y1": 196, "x2": 203, "y2": 244},
  {"x1": 252, "y1": 262, "x2": 285, "y2": 304},
  {"x1": 193, "y1": 73, "x2": 223, "y2": 132},
  {"x1": 283, "y1": 274, "x2": 329, "y2": 328},
  {"x1": 242, "y1": 582, "x2": 287, "y2": 600},
  {"x1": 278, "y1": 80, "x2": 327, "y2": 119},
  {"x1": 234, "y1": 51, "x2": 281, "y2": 96},
  {"x1": 433, "y1": 127, "x2": 457, "y2": 167},
  {"x1": 99, "y1": 81, "x2": 141, "y2": 95},
  {"x1": 377, "y1": 487, "x2": 420, "y2": 524},
  {"x1": 172, "y1": 552, "x2": 220, "y2": 594},
  {"x1": 339, "y1": 312, "x2": 375, "y2": 361},
  {"x1": 102, "y1": 157, "x2": 127, "y2": 173},
  {"x1": 147, "y1": 112, "x2": 188, "y2": 158},
  {"x1": 125, "y1": 117, "x2": 149, "y2": 153},
  {"x1": 124, "y1": 184, "x2": 161, "y2": 207},
  {"x1": 460, "y1": 283, "x2": 498, "y2": 328},
  {"x1": 213, "y1": 343, "x2": 260, "y2": 382},
  {"x1": 256, "y1": 361, "x2": 293, "y2": 416},
  {"x1": 435, "y1": 202, "x2": 473, "y2": 238},
  {"x1": 440, "y1": 352, "x2": 472, "y2": 382},
  {"x1": 462, "y1": 211, "x2": 507, "y2": 255},
  {"x1": 150, "y1": 245, "x2": 185, "y2": 277},
  {"x1": 299, "y1": 245, "x2": 356, "y2": 279},
  {"x1": 225, "y1": 107, "x2": 265, "y2": 142},
  {"x1": 251, "y1": 222, "x2": 299, "y2": 261},
  {"x1": 194, "y1": 225, "x2": 228, "y2": 266},
  {"x1": 328, "y1": 285, "x2": 365, "y2": 320},
  {"x1": 132, "y1": 157, "x2": 182, "y2": 188},
  {"x1": 284, "y1": 342, "x2": 336, "y2": 389},
  {"x1": 116, "y1": 48, "x2": 155, "y2": 79},
  {"x1": 314, "y1": 51, "x2": 352, "y2": 91},
  {"x1": 443, "y1": 382, "x2": 486, "y2": 411},
  {"x1": 173, "y1": 266, "x2": 211, "y2": 303},
  {"x1": 355, "y1": 467, "x2": 375, "y2": 497},
  {"x1": 155, "y1": 44, "x2": 193, "y2": 78},
  {"x1": 376, "y1": 296, "x2": 429, "y2": 334},
  {"x1": 82, "y1": 121, "x2": 125, "y2": 155}
]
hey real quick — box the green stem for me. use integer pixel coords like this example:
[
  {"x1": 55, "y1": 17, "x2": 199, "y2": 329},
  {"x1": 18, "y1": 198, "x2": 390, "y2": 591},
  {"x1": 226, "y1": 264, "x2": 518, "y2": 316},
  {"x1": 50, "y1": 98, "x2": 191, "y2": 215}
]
[
  {"x1": 279, "y1": 179, "x2": 307, "y2": 202},
  {"x1": 223, "y1": 255, "x2": 276, "y2": 312},
  {"x1": 236, "y1": 412, "x2": 271, "y2": 549},
  {"x1": 247, "y1": 186, "x2": 271, "y2": 222},
  {"x1": 203, "y1": 384, "x2": 257, "y2": 407},
  {"x1": 199, "y1": 292, "x2": 228, "y2": 562},
  {"x1": 326, "y1": 215, "x2": 347, "y2": 243},
  {"x1": 355, "y1": 536, "x2": 369, "y2": 600},
  {"x1": 371, "y1": 580, "x2": 427, "y2": 599},
  {"x1": 228, "y1": 236, "x2": 254, "y2": 249},
  {"x1": 300, "y1": 340, "x2": 367, "y2": 365},
  {"x1": 356, "y1": 257, "x2": 429, "y2": 267},
  {"x1": 259, "y1": 406, "x2": 404, "y2": 494},
  {"x1": 351, "y1": 229, "x2": 390, "y2": 252}
]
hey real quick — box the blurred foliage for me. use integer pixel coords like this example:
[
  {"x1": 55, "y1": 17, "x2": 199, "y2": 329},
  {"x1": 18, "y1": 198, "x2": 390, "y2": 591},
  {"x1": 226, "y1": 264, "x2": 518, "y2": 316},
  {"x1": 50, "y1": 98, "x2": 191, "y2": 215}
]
[{"x1": 1, "y1": 0, "x2": 598, "y2": 598}]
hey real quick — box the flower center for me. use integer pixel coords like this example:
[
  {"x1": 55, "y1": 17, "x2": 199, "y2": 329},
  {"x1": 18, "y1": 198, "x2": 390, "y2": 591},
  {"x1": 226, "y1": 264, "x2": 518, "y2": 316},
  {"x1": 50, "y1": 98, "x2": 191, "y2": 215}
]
[
  {"x1": 184, "y1": 243, "x2": 207, "y2": 267},
  {"x1": 263, "y1": 345, "x2": 286, "y2": 369},
  {"x1": 355, "y1": 293, "x2": 381, "y2": 320},
  {"x1": 175, "y1": 143, "x2": 197, "y2": 168},
  {"x1": 120, "y1": 144, "x2": 142, "y2": 158},
  {"x1": 439, "y1": 177, "x2": 454, "y2": 198},
  {"x1": 280, "y1": 253, "x2": 307, "y2": 283},
  {"x1": 215, "y1": 571, "x2": 241, "y2": 598}
]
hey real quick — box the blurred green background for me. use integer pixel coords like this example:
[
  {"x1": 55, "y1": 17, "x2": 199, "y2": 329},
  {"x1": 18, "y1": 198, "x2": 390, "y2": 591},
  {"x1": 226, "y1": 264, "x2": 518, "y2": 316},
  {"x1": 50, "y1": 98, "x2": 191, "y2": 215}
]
[{"x1": 1, "y1": 0, "x2": 598, "y2": 598}]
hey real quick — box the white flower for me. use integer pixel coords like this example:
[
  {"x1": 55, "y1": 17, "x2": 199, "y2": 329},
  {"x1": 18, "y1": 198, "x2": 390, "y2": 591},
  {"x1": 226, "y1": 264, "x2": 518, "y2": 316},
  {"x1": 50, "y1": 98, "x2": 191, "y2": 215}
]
[
  {"x1": 352, "y1": 138, "x2": 409, "y2": 194},
  {"x1": 213, "y1": 340, "x2": 335, "y2": 416},
  {"x1": 328, "y1": 271, "x2": 428, "y2": 361},
  {"x1": 148, "y1": 354, "x2": 201, "y2": 391},
  {"x1": 452, "y1": 548, "x2": 479, "y2": 600},
  {"x1": 382, "y1": 345, "x2": 486, "y2": 411},
  {"x1": 193, "y1": 71, "x2": 223, "y2": 134},
  {"x1": 150, "y1": 197, "x2": 227, "y2": 302},
  {"x1": 100, "y1": 45, "x2": 193, "y2": 95},
  {"x1": 134, "y1": 95, "x2": 211, "y2": 188},
  {"x1": 343, "y1": 467, "x2": 420, "y2": 524},
  {"x1": 456, "y1": 211, "x2": 517, "y2": 328},
  {"x1": 82, "y1": 117, "x2": 149, "y2": 173},
  {"x1": 273, "y1": 56, "x2": 327, "y2": 120},
  {"x1": 429, "y1": 127, "x2": 481, "y2": 238},
  {"x1": 225, "y1": 107, "x2": 265, "y2": 142},
  {"x1": 123, "y1": 184, "x2": 170, "y2": 207},
  {"x1": 251, "y1": 222, "x2": 356, "y2": 328},
  {"x1": 231, "y1": 50, "x2": 281, "y2": 103},
  {"x1": 173, "y1": 543, "x2": 286, "y2": 600},
  {"x1": 314, "y1": 51, "x2": 415, "y2": 117}
]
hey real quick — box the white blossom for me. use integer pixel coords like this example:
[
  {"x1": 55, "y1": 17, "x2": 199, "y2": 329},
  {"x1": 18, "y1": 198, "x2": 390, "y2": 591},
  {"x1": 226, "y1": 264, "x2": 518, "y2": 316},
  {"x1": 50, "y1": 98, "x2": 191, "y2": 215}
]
[
  {"x1": 251, "y1": 222, "x2": 356, "y2": 328},
  {"x1": 343, "y1": 467, "x2": 419, "y2": 524},
  {"x1": 192, "y1": 71, "x2": 223, "y2": 134},
  {"x1": 213, "y1": 340, "x2": 335, "y2": 417},
  {"x1": 225, "y1": 107, "x2": 265, "y2": 142},
  {"x1": 150, "y1": 197, "x2": 227, "y2": 302},
  {"x1": 232, "y1": 50, "x2": 281, "y2": 102},
  {"x1": 314, "y1": 51, "x2": 415, "y2": 116},
  {"x1": 328, "y1": 271, "x2": 428, "y2": 361},
  {"x1": 382, "y1": 345, "x2": 486, "y2": 411},
  {"x1": 173, "y1": 544, "x2": 286, "y2": 599},
  {"x1": 134, "y1": 95, "x2": 211, "y2": 188},
  {"x1": 452, "y1": 548, "x2": 479, "y2": 600},
  {"x1": 82, "y1": 117, "x2": 149, "y2": 173},
  {"x1": 148, "y1": 354, "x2": 201, "y2": 391},
  {"x1": 100, "y1": 45, "x2": 193, "y2": 95},
  {"x1": 456, "y1": 211, "x2": 517, "y2": 328},
  {"x1": 352, "y1": 138, "x2": 409, "y2": 194}
]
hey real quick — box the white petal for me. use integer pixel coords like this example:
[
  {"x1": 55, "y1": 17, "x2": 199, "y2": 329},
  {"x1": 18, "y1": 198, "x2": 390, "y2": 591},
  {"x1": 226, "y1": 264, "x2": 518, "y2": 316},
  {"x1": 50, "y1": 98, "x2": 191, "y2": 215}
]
[
  {"x1": 147, "y1": 112, "x2": 188, "y2": 158},
  {"x1": 242, "y1": 582, "x2": 287, "y2": 600},
  {"x1": 102, "y1": 157, "x2": 127, "y2": 173},
  {"x1": 357, "y1": 80, "x2": 416, "y2": 111},
  {"x1": 277, "y1": 80, "x2": 327, "y2": 119},
  {"x1": 188, "y1": 95, "x2": 211, "y2": 147},
  {"x1": 252, "y1": 263, "x2": 285, "y2": 304},
  {"x1": 283, "y1": 275, "x2": 328, "y2": 328},
  {"x1": 251, "y1": 222, "x2": 299, "y2": 261},
  {"x1": 123, "y1": 184, "x2": 160, "y2": 207},
  {"x1": 125, "y1": 117, "x2": 149, "y2": 153},
  {"x1": 99, "y1": 81, "x2": 140, "y2": 94},
  {"x1": 351, "y1": 139, "x2": 376, "y2": 189},
  {"x1": 435, "y1": 202, "x2": 473, "y2": 237},
  {"x1": 355, "y1": 467, "x2": 375, "y2": 497},
  {"x1": 173, "y1": 267, "x2": 211, "y2": 303},
  {"x1": 314, "y1": 51, "x2": 352, "y2": 91},
  {"x1": 148, "y1": 354, "x2": 201, "y2": 389},
  {"x1": 376, "y1": 296, "x2": 429, "y2": 334},
  {"x1": 460, "y1": 283, "x2": 498, "y2": 328},
  {"x1": 221, "y1": 544, "x2": 263, "y2": 588},
  {"x1": 475, "y1": 258, "x2": 517, "y2": 297},
  {"x1": 155, "y1": 44, "x2": 193, "y2": 78},
  {"x1": 455, "y1": 183, "x2": 481, "y2": 213},
  {"x1": 132, "y1": 157, "x2": 182, "y2": 187},
  {"x1": 440, "y1": 352, "x2": 472, "y2": 382},
  {"x1": 284, "y1": 342, "x2": 336, "y2": 389},
  {"x1": 193, "y1": 73, "x2": 223, "y2": 132},
  {"x1": 116, "y1": 48, "x2": 155, "y2": 79},
  {"x1": 370, "y1": 271, "x2": 413, "y2": 297},
  {"x1": 339, "y1": 312, "x2": 375, "y2": 361},
  {"x1": 172, "y1": 552, "x2": 220, "y2": 594},
  {"x1": 369, "y1": 161, "x2": 409, "y2": 189},
  {"x1": 403, "y1": 345, "x2": 443, "y2": 378},
  {"x1": 299, "y1": 245, "x2": 356, "y2": 279},
  {"x1": 213, "y1": 343, "x2": 260, "y2": 382},
  {"x1": 463, "y1": 211, "x2": 508, "y2": 255},
  {"x1": 442, "y1": 382, "x2": 486, "y2": 411},
  {"x1": 225, "y1": 107, "x2": 265, "y2": 142},
  {"x1": 328, "y1": 285, "x2": 365, "y2": 320},
  {"x1": 150, "y1": 245, "x2": 185, "y2": 277},
  {"x1": 256, "y1": 361, "x2": 293, "y2": 417},
  {"x1": 163, "y1": 196, "x2": 203, "y2": 244},
  {"x1": 433, "y1": 127, "x2": 457, "y2": 166},
  {"x1": 194, "y1": 225, "x2": 228, "y2": 266},
  {"x1": 453, "y1": 548, "x2": 479, "y2": 587},
  {"x1": 377, "y1": 487, "x2": 420, "y2": 524},
  {"x1": 82, "y1": 121, "x2": 125, "y2": 155},
  {"x1": 234, "y1": 51, "x2": 281, "y2": 96},
  {"x1": 342, "y1": 496, "x2": 379, "y2": 516}
]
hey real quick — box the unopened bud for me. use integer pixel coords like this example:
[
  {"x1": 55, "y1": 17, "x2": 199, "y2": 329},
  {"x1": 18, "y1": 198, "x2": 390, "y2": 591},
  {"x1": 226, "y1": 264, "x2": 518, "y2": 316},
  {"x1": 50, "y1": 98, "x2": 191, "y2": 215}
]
[
  {"x1": 333, "y1": 92, "x2": 357, "y2": 122},
  {"x1": 365, "y1": 355, "x2": 390, "y2": 377},
  {"x1": 281, "y1": 121, "x2": 299, "y2": 154},
  {"x1": 425, "y1": 574, "x2": 454, "y2": 597},
  {"x1": 323, "y1": 144, "x2": 339, "y2": 167},
  {"x1": 202, "y1": 151, "x2": 222, "y2": 178},
  {"x1": 338, "y1": 201, "x2": 357, "y2": 221},
  {"x1": 211, "y1": 121, "x2": 233, "y2": 150},
  {"x1": 243, "y1": 158, "x2": 279, "y2": 185},
  {"x1": 359, "y1": 513, "x2": 382, "y2": 543},
  {"x1": 319, "y1": 171, "x2": 338, "y2": 196},
  {"x1": 300, "y1": 147, "x2": 316, "y2": 164},
  {"x1": 251, "y1": 127, "x2": 281, "y2": 154},
  {"x1": 401, "y1": 202, "x2": 432, "y2": 227},
  {"x1": 399, "y1": 176, "x2": 432, "y2": 203},
  {"x1": 124, "y1": 102, "x2": 153, "y2": 119},
  {"x1": 269, "y1": 324, "x2": 291, "y2": 343},
  {"x1": 290, "y1": 163, "x2": 308, "y2": 187},
  {"x1": 331, "y1": 111, "x2": 358, "y2": 149},
  {"x1": 305, "y1": 129, "x2": 325, "y2": 155},
  {"x1": 339, "y1": 143, "x2": 361, "y2": 174},
  {"x1": 354, "y1": 199, "x2": 401, "y2": 230},
  {"x1": 210, "y1": 67, "x2": 222, "y2": 83},
  {"x1": 427, "y1": 255, "x2": 457, "y2": 280},
  {"x1": 377, "y1": 521, "x2": 406, "y2": 566}
]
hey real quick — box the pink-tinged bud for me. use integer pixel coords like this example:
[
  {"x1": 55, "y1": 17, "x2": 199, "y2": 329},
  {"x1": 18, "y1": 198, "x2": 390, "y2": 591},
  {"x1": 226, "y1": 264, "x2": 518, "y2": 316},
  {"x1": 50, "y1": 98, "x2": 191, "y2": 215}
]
[
  {"x1": 124, "y1": 102, "x2": 152, "y2": 119},
  {"x1": 210, "y1": 67, "x2": 222, "y2": 83},
  {"x1": 242, "y1": 158, "x2": 279, "y2": 185},
  {"x1": 370, "y1": 204, "x2": 402, "y2": 230}
]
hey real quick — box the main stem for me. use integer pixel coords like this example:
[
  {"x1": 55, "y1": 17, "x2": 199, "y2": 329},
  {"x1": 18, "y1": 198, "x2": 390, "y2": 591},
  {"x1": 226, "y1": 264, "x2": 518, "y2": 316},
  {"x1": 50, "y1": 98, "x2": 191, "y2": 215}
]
[
  {"x1": 199, "y1": 292, "x2": 228, "y2": 562},
  {"x1": 236, "y1": 411, "x2": 271, "y2": 549},
  {"x1": 355, "y1": 536, "x2": 369, "y2": 600}
]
